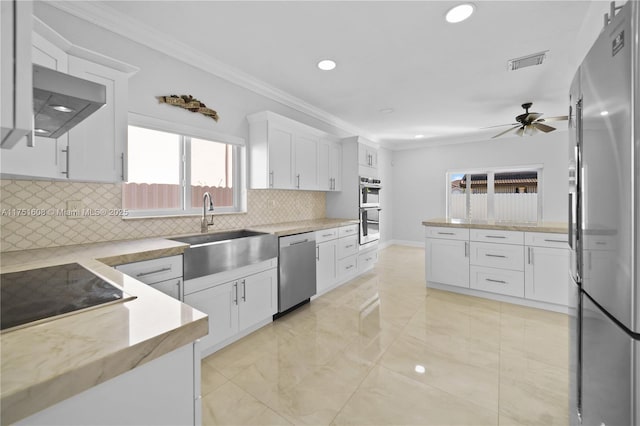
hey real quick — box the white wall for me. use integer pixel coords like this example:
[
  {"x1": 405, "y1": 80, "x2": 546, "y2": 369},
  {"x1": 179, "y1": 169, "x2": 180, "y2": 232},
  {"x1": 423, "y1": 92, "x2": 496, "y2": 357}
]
[
  {"x1": 377, "y1": 146, "x2": 394, "y2": 245},
  {"x1": 391, "y1": 131, "x2": 569, "y2": 244}
]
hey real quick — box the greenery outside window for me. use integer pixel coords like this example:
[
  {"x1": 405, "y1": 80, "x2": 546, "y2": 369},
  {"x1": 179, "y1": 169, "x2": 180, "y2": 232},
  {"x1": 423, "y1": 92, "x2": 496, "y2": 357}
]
[
  {"x1": 123, "y1": 115, "x2": 245, "y2": 217},
  {"x1": 447, "y1": 166, "x2": 542, "y2": 223}
]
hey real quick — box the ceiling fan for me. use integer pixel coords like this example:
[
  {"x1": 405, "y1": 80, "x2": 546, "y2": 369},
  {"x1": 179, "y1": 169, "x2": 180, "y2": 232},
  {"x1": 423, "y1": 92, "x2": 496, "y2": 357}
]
[{"x1": 490, "y1": 102, "x2": 568, "y2": 138}]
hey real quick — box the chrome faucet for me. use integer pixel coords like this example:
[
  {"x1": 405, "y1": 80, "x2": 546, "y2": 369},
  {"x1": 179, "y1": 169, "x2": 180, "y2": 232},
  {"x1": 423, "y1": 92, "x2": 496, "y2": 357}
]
[{"x1": 201, "y1": 192, "x2": 215, "y2": 233}]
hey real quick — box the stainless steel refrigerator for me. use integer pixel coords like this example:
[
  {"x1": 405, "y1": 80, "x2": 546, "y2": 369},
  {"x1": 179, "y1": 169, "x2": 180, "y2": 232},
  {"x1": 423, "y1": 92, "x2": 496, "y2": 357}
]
[{"x1": 568, "y1": 1, "x2": 640, "y2": 425}]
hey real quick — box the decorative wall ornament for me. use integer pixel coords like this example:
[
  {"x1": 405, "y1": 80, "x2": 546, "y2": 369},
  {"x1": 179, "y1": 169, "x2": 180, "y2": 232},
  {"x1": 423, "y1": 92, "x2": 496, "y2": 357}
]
[{"x1": 156, "y1": 95, "x2": 219, "y2": 122}]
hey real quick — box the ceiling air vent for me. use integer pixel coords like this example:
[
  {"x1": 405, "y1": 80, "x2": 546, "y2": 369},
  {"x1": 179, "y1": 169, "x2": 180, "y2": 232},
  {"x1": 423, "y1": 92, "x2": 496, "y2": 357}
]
[{"x1": 508, "y1": 50, "x2": 548, "y2": 71}]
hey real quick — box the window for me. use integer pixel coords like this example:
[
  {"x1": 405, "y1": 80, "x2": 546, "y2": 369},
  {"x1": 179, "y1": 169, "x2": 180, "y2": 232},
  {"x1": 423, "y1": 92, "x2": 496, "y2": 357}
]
[
  {"x1": 123, "y1": 122, "x2": 243, "y2": 216},
  {"x1": 447, "y1": 167, "x2": 541, "y2": 222}
]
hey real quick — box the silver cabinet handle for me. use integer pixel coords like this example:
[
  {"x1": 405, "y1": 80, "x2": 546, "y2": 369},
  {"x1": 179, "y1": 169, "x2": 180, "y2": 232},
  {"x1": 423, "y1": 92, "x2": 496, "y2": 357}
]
[
  {"x1": 345, "y1": 244, "x2": 354, "y2": 248},
  {"x1": 486, "y1": 278, "x2": 507, "y2": 284},
  {"x1": 269, "y1": 171, "x2": 274, "y2": 188},
  {"x1": 486, "y1": 235, "x2": 506, "y2": 239},
  {"x1": 176, "y1": 279, "x2": 182, "y2": 301},
  {"x1": 290, "y1": 239, "x2": 309, "y2": 246},
  {"x1": 62, "y1": 147, "x2": 70, "y2": 177},
  {"x1": 464, "y1": 241, "x2": 469, "y2": 257},
  {"x1": 544, "y1": 239, "x2": 567, "y2": 243},
  {"x1": 485, "y1": 254, "x2": 507, "y2": 258},
  {"x1": 316, "y1": 246, "x2": 320, "y2": 261},
  {"x1": 527, "y1": 247, "x2": 532, "y2": 264},
  {"x1": 322, "y1": 233, "x2": 333, "y2": 237},
  {"x1": 346, "y1": 264, "x2": 354, "y2": 270},
  {"x1": 120, "y1": 152, "x2": 125, "y2": 181},
  {"x1": 233, "y1": 282, "x2": 238, "y2": 305},
  {"x1": 136, "y1": 266, "x2": 171, "y2": 277},
  {"x1": 241, "y1": 279, "x2": 246, "y2": 302},
  {"x1": 438, "y1": 232, "x2": 455, "y2": 235},
  {"x1": 296, "y1": 173, "x2": 301, "y2": 188}
]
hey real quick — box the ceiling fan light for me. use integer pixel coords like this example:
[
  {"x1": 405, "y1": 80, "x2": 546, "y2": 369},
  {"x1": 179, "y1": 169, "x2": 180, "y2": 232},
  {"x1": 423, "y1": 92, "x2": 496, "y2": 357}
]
[{"x1": 445, "y1": 4, "x2": 475, "y2": 23}]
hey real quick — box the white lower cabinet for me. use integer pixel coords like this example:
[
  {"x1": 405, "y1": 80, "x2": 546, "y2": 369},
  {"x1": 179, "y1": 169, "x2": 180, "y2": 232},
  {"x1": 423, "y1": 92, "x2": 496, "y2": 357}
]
[
  {"x1": 183, "y1": 260, "x2": 277, "y2": 356},
  {"x1": 470, "y1": 266, "x2": 524, "y2": 297},
  {"x1": 315, "y1": 225, "x2": 378, "y2": 295},
  {"x1": 524, "y1": 245, "x2": 569, "y2": 305},
  {"x1": 425, "y1": 226, "x2": 569, "y2": 310},
  {"x1": 425, "y1": 238, "x2": 469, "y2": 288},
  {"x1": 316, "y1": 239, "x2": 338, "y2": 295},
  {"x1": 115, "y1": 255, "x2": 183, "y2": 300}
]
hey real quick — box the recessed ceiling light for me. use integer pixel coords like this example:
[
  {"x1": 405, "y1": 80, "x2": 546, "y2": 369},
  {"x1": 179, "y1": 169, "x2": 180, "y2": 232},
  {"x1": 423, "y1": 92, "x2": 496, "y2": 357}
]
[
  {"x1": 600, "y1": 110, "x2": 609, "y2": 116},
  {"x1": 34, "y1": 128, "x2": 49, "y2": 134},
  {"x1": 317, "y1": 59, "x2": 336, "y2": 71},
  {"x1": 379, "y1": 108, "x2": 395, "y2": 114},
  {"x1": 445, "y1": 3, "x2": 475, "y2": 23},
  {"x1": 50, "y1": 105, "x2": 74, "y2": 113},
  {"x1": 414, "y1": 134, "x2": 424, "y2": 139}
]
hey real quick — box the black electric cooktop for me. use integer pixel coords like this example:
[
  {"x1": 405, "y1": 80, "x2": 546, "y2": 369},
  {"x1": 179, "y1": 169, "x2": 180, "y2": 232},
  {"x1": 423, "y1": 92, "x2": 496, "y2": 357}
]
[{"x1": 1, "y1": 263, "x2": 134, "y2": 332}]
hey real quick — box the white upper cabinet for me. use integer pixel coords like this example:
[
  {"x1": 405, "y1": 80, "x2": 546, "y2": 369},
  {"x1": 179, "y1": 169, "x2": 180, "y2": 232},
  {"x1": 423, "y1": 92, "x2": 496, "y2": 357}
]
[
  {"x1": 66, "y1": 56, "x2": 130, "y2": 182},
  {"x1": 318, "y1": 137, "x2": 342, "y2": 191},
  {"x1": 294, "y1": 133, "x2": 318, "y2": 190},
  {"x1": 0, "y1": 18, "x2": 137, "y2": 182},
  {"x1": 1, "y1": 0, "x2": 32, "y2": 150},
  {"x1": 358, "y1": 142, "x2": 378, "y2": 171},
  {"x1": 247, "y1": 111, "x2": 341, "y2": 191}
]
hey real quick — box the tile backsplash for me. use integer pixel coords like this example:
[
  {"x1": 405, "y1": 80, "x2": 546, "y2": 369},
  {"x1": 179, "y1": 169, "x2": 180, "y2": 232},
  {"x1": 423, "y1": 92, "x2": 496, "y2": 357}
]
[{"x1": 0, "y1": 180, "x2": 326, "y2": 252}]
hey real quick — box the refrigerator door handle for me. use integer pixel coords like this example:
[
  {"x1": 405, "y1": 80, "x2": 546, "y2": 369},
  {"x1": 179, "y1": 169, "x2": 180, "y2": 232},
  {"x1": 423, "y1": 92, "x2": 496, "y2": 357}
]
[{"x1": 568, "y1": 193, "x2": 574, "y2": 250}]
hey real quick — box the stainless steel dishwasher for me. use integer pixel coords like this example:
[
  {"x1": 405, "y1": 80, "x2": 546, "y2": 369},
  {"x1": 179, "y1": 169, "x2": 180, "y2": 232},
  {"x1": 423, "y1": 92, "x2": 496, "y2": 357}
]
[{"x1": 276, "y1": 232, "x2": 317, "y2": 317}]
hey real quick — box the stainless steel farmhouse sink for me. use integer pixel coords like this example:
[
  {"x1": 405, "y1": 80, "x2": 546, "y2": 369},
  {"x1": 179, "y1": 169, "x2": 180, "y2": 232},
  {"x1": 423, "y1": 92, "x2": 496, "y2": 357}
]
[{"x1": 170, "y1": 230, "x2": 277, "y2": 280}]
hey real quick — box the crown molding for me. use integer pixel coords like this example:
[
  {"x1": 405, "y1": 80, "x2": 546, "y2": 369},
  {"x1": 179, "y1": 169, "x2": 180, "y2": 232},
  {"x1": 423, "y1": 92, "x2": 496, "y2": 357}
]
[{"x1": 45, "y1": 1, "x2": 376, "y2": 142}]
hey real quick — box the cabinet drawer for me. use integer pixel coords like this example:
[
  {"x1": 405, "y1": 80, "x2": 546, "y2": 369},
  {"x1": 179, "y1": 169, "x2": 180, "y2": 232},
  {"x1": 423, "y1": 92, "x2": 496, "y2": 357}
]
[
  {"x1": 358, "y1": 250, "x2": 378, "y2": 271},
  {"x1": 338, "y1": 255, "x2": 357, "y2": 278},
  {"x1": 316, "y1": 227, "x2": 339, "y2": 243},
  {"x1": 470, "y1": 229, "x2": 523, "y2": 244},
  {"x1": 424, "y1": 226, "x2": 469, "y2": 241},
  {"x1": 470, "y1": 266, "x2": 524, "y2": 297},
  {"x1": 338, "y1": 224, "x2": 359, "y2": 238},
  {"x1": 524, "y1": 232, "x2": 568, "y2": 248},
  {"x1": 150, "y1": 277, "x2": 183, "y2": 300},
  {"x1": 116, "y1": 255, "x2": 183, "y2": 284},
  {"x1": 338, "y1": 235, "x2": 359, "y2": 259},
  {"x1": 470, "y1": 242, "x2": 524, "y2": 271}
]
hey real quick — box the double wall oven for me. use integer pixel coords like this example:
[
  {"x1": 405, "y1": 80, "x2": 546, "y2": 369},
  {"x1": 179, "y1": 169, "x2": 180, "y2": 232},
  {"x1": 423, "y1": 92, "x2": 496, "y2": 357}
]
[{"x1": 359, "y1": 177, "x2": 381, "y2": 245}]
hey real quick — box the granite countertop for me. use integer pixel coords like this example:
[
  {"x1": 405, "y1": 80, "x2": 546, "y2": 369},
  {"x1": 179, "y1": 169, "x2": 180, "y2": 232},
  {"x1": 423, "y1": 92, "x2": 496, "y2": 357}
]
[
  {"x1": 247, "y1": 218, "x2": 359, "y2": 236},
  {"x1": 0, "y1": 238, "x2": 205, "y2": 425},
  {"x1": 422, "y1": 218, "x2": 568, "y2": 234},
  {"x1": 0, "y1": 217, "x2": 357, "y2": 424}
]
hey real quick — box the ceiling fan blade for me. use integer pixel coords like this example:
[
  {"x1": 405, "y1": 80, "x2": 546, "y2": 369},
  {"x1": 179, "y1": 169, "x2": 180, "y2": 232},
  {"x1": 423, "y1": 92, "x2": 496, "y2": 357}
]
[
  {"x1": 538, "y1": 115, "x2": 568, "y2": 122},
  {"x1": 532, "y1": 122, "x2": 556, "y2": 133},
  {"x1": 481, "y1": 122, "x2": 519, "y2": 129},
  {"x1": 492, "y1": 125, "x2": 521, "y2": 139},
  {"x1": 527, "y1": 124, "x2": 540, "y2": 136},
  {"x1": 516, "y1": 127, "x2": 525, "y2": 137}
]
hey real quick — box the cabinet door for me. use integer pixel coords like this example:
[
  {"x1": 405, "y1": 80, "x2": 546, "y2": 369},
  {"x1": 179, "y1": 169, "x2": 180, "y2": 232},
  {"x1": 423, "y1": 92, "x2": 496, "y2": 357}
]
[
  {"x1": 524, "y1": 246, "x2": 569, "y2": 305},
  {"x1": 1, "y1": 0, "x2": 32, "y2": 149},
  {"x1": 0, "y1": 32, "x2": 67, "y2": 179},
  {"x1": 66, "y1": 56, "x2": 127, "y2": 182},
  {"x1": 329, "y1": 142, "x2": 342, "y2": 191},
  {"x1": 317, "y1": 240, "x2": 337, "y2": 294},
  {"x1": 294, "y1": 133, "x2": 318, "y2": 190},
  {"x1": 184, "y1": 281, "x2": 238, "y2": 350},
  {"x1": 317, "y1": 140, "x2": 331, "y2": 191},
  {"x1": 425, "y1": 238, "x2": 470, "y2": 288},
  {"x1": 238, "y1": 268, "x2": 277, "y2": 331},
  {"x1": 268, "y1": 125, "x2": 294, "y2": 188}
]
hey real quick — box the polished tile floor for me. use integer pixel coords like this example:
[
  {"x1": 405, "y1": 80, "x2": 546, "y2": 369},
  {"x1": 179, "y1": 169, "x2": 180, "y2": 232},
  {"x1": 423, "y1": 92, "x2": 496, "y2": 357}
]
[{"x1": 201, "y1": 245, "x2": 569, "y2": 426}]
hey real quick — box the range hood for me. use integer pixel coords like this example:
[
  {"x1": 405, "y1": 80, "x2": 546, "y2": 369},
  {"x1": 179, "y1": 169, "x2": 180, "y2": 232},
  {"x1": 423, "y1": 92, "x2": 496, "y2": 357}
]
[{"x1": 33, "y1": 64, "x2": 106, "y2": 139}]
